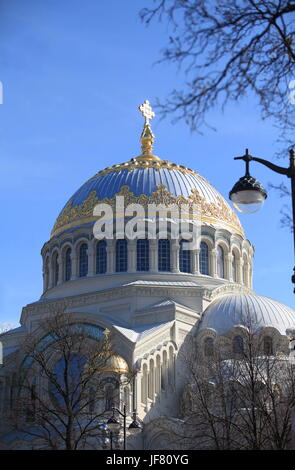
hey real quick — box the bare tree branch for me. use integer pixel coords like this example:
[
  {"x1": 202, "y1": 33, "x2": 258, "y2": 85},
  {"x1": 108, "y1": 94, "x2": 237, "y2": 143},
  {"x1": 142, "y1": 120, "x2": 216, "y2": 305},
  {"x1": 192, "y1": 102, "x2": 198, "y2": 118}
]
[
  {"x1": 9, "y1": 313, "x2": 133, "y2": 450},
  {"x1": 141, "y1": 0, "x2": 295, "y2": 133}
]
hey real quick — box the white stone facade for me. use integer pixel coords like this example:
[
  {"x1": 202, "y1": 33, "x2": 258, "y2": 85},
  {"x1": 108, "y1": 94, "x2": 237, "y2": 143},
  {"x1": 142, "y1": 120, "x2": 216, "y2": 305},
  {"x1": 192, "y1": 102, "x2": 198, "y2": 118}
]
[{"x1": 1, "y1": 145, "x2": 294, "y2": 450}]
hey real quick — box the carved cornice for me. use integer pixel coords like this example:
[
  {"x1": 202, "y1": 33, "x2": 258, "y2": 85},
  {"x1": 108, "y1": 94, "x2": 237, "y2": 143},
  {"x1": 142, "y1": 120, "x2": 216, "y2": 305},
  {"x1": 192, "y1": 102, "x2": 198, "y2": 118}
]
[
  {"x1": 204, "y1": 283, "x2": 253, "y2": 301},
  {"x1": 22, "y1": 283, "x2": 208, "y2": 323},
  {"x1": 92, "y1": 158, "x2": 199, "y2": 177},
  {"x1": 135, "y1": 337, "x2": 176, "y2": 364}
]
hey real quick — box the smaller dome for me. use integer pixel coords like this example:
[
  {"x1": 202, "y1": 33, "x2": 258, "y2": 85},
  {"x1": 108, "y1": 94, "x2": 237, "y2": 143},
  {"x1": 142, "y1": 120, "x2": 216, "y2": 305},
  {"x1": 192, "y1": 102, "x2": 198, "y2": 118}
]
[
  {"x1": 100, "y1": 354, "x2": 129, "y2": 374},
  {"x1": 199, "y1": 293, "x2": 295, "y2": 336}
]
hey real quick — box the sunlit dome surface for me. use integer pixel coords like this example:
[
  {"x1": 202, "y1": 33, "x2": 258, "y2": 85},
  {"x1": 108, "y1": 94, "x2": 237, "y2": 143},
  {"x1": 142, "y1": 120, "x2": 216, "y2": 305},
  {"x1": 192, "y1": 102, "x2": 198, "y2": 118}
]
[
  {"x1": 99, "y1": 354, "x2": 129, "y2": 374},
  {"x1": 199, "y1": 293, "x2": 295, "y2": 336},
  {"x1": 51, "y1": 160, "x2": 243, "y2": 237},
  {"x1": 51, "y1": 101, "x2": 243, "y2": 238}
]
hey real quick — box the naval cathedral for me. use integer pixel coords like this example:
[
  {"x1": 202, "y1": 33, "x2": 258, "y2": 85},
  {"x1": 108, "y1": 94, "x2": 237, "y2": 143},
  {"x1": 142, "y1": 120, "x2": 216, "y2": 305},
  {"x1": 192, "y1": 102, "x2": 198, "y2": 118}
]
[{"x1": 0, "y1": 101, "x2": 295, "y2": 450}]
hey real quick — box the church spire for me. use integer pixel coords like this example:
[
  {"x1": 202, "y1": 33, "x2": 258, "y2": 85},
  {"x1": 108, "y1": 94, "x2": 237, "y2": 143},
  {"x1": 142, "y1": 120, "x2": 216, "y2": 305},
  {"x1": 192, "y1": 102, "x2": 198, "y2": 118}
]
[{"x1": 135, "y1": 100, "x2": 160, "y2": 161}]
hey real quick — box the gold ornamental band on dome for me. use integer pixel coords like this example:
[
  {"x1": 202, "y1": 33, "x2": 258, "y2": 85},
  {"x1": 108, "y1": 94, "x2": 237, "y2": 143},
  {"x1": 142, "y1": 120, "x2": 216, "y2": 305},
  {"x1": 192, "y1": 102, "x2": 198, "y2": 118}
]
[
  {"x1": 92, "y1": 158, "x2": 200, "y2": 177},
  {"x1": 51, "y1": 184, "x2": 244, "y2": 238}
]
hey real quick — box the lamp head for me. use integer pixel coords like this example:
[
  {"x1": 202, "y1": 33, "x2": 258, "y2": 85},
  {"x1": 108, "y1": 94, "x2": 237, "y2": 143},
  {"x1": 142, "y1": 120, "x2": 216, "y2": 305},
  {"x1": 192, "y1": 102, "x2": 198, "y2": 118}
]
[
  {"x1": 229, "y1": 175, "x2": 267, "y2": 214},
  {"x1": 128, "y1": 413, "x2": 142, "y2": 435},
  {"x1": 106, "y1": 416, "x2": 121, "y2": 432}
]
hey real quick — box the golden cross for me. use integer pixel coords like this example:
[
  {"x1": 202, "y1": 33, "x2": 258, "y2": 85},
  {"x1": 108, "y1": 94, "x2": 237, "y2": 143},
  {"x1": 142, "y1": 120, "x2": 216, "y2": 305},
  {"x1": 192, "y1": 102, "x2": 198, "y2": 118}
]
[{"x1": 138, "y1": 100, "x2": 155, "y2": 125}]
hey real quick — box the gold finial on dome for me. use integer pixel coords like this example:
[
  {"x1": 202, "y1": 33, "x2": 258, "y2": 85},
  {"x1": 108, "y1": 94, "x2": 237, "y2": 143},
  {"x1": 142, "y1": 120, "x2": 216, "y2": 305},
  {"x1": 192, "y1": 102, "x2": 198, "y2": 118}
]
[
  {"x1": 103, "y1": 328, "x2": 110, "y2": 337},
  {"x1": 136, "y1": 100, "x2": 160, "y2": 161}
]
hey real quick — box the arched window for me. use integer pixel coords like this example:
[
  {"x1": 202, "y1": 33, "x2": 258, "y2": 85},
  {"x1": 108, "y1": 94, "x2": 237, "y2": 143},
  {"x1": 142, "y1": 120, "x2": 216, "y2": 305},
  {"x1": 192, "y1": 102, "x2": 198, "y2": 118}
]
[
  {"x1": 217, "y1": 245, "x2": 225, "y2": 278},
  {"x1": 232, "y1": 252, "x2": 237, "y2": 282},
  {"x1": 204, "y1": 337, "x2": 214, "y2": 357},
  {"x1": 116, "y1": 239, "x2": 128, "y2": 272},
  {"x1": 233, "y1": 335, "x2": 244, "y2": 354},
  {"x1": 79, "y1": 243, "x2": 88, "y2": 277},
  {"x1": 96, "y1": 240, "x2": 107, "y2": 274},
  {"x1": 65, "y1": 248, "x2": 72, "y2": 281},
  {"x1": 179, "y1": 240, "x2": 191, "y2": 273},
  {"x1": 263, "y1": 336, "x2": 273, "y2": 355},
  {"x1": 137, "y1": 239, "x2": 149, "y2": 271},
  {"x1": 158, "y1": 239, "x2": 171, "y2": 272},
  {"x1": 53, "y1": 252, "x2": 59, "y2": 286},
  {"x1": 105, "y1": 385, "x2": 114, "y2": 411},
  {"x1": 45, "y1": 257, "x2": 50, "y2": 290},
  {"x1": 49, "y1": 354, "x2": 87, "y2": 410},
  {"x1": 200, "y1": 241, "x2": 209, "y2": 275}
]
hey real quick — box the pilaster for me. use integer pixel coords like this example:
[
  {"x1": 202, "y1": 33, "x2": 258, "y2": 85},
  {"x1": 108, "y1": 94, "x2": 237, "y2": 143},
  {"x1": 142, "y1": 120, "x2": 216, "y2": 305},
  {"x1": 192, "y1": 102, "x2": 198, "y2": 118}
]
[{"x1": 171, "y1": 239, "x2": 180, "y2": 273}]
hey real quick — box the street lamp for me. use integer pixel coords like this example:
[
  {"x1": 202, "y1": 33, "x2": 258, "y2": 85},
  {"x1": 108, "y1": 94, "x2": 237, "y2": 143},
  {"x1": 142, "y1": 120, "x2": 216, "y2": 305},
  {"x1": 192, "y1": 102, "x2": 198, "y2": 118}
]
[
  {"x1": 229, "y1": 148, "x2": 295, "y2": 291},
  {"x1": 229, "y1": 149, "x2": 267, "y2": 213},
  {"x1": 106, "y1": 405, "x2": 142, "y2": 450},
  {"x1": 128, "y1": 412, "x2": 142, "y2": 435}
]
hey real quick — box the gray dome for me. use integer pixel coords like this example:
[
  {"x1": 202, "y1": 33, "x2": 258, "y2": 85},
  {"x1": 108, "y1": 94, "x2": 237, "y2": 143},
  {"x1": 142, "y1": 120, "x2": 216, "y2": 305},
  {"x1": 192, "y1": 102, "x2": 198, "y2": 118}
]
[{"x1": 199, "y1": 293, "x2": 295, "y2": 336}]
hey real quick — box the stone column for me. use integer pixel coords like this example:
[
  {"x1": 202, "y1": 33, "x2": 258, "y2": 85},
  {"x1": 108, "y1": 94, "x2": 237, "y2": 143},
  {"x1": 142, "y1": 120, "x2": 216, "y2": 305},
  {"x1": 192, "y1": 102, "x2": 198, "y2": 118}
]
[
  {"x1": 237, "y1": 259, "x2": 242, "y2": 284},
  {"x1": 240, "y1": 259, "x2": 245, "y2": 285},
  {"x1": 171, "y1": 239, "x2": 180, "y2": 273},
  {"x1": 48, "y1": 258, "x2": 54, "y2": 288},
  {"x1": 249, "y1": 266, "x2": 253, "y2": 289},
  {"x1": 149, "y1": 239, "x2": 158, "y2": 273},
  {"x1": 132, "y1": 374, "x2": 139, "y2": 414},
  {"x1": 227, "y1": 253, "x2": 233, "y2": 281},
  {"x1": 192, "y1": 248, "x2": 200, "y2": 275},
  {"x1": 71, "y1": 254, "x2": 78, "y2": 280},
  {"x1": 107, "y1": 239, "x2": 115, "y2": 273},
  {"x1": 210, "y1": 248, "x2": 217, "y2": 278},
  {"x1": 57, "y1": 253, "x2": 63, "y2": 285},
  {"x1": 243, "y1": 261, "x2": 249, "y2": 288},
  {"x1": 128, "y1": 240, "x2": 137, "y2": 273},
  {"x1": 87, "y1": 242, "x2": 95, "y2": 277},
  {"x1": 42, "y1": 263, "x2": 46, "y2": 292}
]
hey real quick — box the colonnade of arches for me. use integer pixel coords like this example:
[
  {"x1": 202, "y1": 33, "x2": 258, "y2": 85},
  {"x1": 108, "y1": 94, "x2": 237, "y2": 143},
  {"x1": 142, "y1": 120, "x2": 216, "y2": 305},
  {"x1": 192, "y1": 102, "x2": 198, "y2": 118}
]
[
  {"x1": 139, "y1": 345, "x2": 176, "y2": 409},
  {"x1": 203, "y1": 333, "x2": 275, "y2": 358},
  {"x1": 43, "y1": 236, "x2": 252, "y2": 291}
]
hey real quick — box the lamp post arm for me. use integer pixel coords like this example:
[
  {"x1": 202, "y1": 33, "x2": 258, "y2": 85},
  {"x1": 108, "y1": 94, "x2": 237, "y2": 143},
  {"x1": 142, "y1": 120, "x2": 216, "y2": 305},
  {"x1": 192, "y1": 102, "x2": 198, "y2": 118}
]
[
  {"x1": 234, "y1": 156, "x2": 290, "y2": 176},
  {"x1": 112, "y1": 406, "x2": 126, "y2": 419},
  {"x1": 234, "y1": 148, "x2": 295, "y2": 292}
]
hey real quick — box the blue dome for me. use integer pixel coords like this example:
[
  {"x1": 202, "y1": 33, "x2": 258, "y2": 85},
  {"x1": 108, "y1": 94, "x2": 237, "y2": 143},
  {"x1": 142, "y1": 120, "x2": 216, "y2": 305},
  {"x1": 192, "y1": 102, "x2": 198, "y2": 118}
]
[
  {"x1": 71, "y1": 167, "x2": 224, "y2": 204},
  {"x1": 51, "y1": 159, "x2": 243, "y2": 237}
]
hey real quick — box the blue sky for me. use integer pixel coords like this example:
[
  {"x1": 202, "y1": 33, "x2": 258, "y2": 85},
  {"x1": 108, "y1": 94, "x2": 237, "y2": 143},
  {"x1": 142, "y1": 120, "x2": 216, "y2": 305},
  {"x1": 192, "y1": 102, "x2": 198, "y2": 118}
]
[{"x1": 0, "y1": 0, "x2": 294, "y2": 326}]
